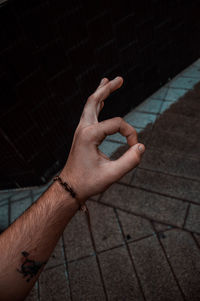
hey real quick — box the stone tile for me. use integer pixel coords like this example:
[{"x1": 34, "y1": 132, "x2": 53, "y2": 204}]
[
  {"x1": 68, "y1": 256, "x2": 105, "y2": 301},
  {"x1": 106, "y1": 131, "x2": 127, "y2": 143},
  {"x1": 101, "y1": 183, "x2": 187, "y2": 227},
  {"x1": 0, "y1": 204, "x2": 9, "y2": 232},
  {"x1": 135, "y1": 98, "x2": 163, "y2": 114},
  {"x1": 32, "y1": 192, "x2": 42, "y2": 203},
  {"x1": 10, "y1": 189, "x2": 31, "y2": 202},
  {"x1": 160, "y1": 101, "x2": 173, "y2": 113},
  {"x1": 117, "y1": 168, "x2": 136, "y2": 185},
  {"x1": 193, "y1": 233, "x2": 200, "y2": 247},
  {"x1": 98, "y1": 140, "x2": 124, "y2": 157},
  {"x1": 165, "y1": 87, "x2": 187, "y2": 102},
  {"x1": 99, "y1": 246, "x2": 144, "y2": 300},
  {"x1": 133, "y1": 168, "x2": 200, "y2": 204},
  {"x1": 181, "y1": 65, "x2": 200, "y2": 79},
  {"x1": 63, "y1": 210, "x2": 94, "y2": 261},
  {"x1": 149, "y1": 86, "x2": 168, "y2": 100},
  {"x1": 153, "y1": 112, "x2": 200, "y2": 137},
  {"x1": 117, "y1": 209, "x2": 154, "y2": 242},
  {"x1": 151, "y1": 130, "x2": 200, "y2": 159},
  {"x1": 153, "y1": 221, "x2": 173, "y2": 232},
  {"x1": 124, "y1": 111, "x2": 157, "y2": 128},
  {"x1": 39, "y1": 264, "x2": 70, "y2": 301},
  {"x1": 26, "y1": 282, "x2": 38, "y2": 301},
  {"x1": 169, "y1": 101, "x2": 200, "y2": 120},
  {"x1": 0, "y1": 191, "x2": 13, "y2": 204},
  {"x1": 148, "y1": 128, "x2": 200, "y2": 159},
  {"x1": 184, "y1": 204, "x2": 200, "y2": 234},
  {"x1": 44, "y1": 238, "x2": 65, "y2": 270},
  {"x1": 161, "y1": 229, "x2": 200, "y2": 300},
  {"x1": 169, "y1": 76, "x2": 199, "y2": 89},
  {"x1": 140, "y1": 149, "x2": 200, "y2": 181},
  {"x1": 10, "y1": 197, "x2": 32, "y2": 223},
  {"x1": 193, "y1": 58, "x2": 200, "y2": 67},
  {"x1": 129, "y1": 235, "x2": 183, "y2": 301},
  {"x1": 87, "y1": 201, "x2": 123, "y2": 252}
]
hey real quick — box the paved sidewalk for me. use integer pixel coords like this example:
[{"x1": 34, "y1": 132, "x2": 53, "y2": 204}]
[{"x1": 0, "y1": 59, "x2": 200, "y2": 300}]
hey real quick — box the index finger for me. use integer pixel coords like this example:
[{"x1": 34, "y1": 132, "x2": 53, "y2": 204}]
[
  {"x1": 80, "y1": 77, "x2": 124, "y2": 126},
  {"x1": 94, "y1": 117, "x2": 138, "y2": 146}
]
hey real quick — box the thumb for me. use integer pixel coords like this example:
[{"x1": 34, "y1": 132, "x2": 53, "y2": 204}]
[{"x1": 109, "y1": 143, "x2": 145, "y2": 181}]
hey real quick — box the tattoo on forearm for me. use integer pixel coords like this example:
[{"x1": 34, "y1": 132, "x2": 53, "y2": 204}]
[{"x1": 17, "y1": 251, "x2": 47, "y2": 282}]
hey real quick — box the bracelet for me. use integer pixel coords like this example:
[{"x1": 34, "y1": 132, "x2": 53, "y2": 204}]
[
  {"x1": 53, "y1": 175, "x2": 94, "y2": 247},
  {"x1": 53, "y1": 175, "x2": 86, "y2": 212}
]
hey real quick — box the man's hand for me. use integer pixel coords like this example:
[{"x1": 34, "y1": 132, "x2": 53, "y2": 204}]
[{"x1": 60, "y1": 76, "x2": 145, "y2": 203}]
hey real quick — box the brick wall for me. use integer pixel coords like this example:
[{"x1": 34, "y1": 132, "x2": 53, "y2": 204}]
[{"x1": 0, "y1": 0, "x2": 200, "y2": 189}]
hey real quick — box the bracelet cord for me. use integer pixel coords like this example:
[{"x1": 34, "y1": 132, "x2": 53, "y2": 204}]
[{"x1": 53, "y1": 176, "x2": 93, "y2": 241}]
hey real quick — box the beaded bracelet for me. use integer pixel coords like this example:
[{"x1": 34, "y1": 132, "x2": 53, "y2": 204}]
[{"x1": 53, "y1": 175, "x2": 87, "y2": 212}]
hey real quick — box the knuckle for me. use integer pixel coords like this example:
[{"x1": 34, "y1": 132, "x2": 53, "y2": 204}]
[
  {"x1": 115, "y1": 116, "x2": 123, "y2": 124},
  {"x1": 79, "y1": 126, "x2": 95, "y2": 141}
]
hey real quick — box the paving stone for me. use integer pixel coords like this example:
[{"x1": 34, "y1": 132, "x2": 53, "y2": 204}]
[
  {"x1": 165, "y1": 87, "x2": 187, "y2": 102},
  {"x1": 26, "y1": 283, "x2": 38, "y2": 301},
  {"x1": 44, "y1": 238, "x2": 65, "y2": 270},
  {"x1": 169, "y1": 76, "x2": 199, "y2": 89},
  {"x1": 149, "y1": 86, "x2": 168, "y2": 100},
  {"x1": 161, "y1": 229, "x2": 200, "y2": 300},
  {"x1": 10, "y1": 197, "x2": 32, "y2": 223},
  {"x1": 181, "y1": 65, "x2": 200, "y2": 79},
  {"x1": 153, "y1": 112, "x2": 200, "y2": 137},
  {"x1": 184, "y1": 204, "x2": 200, "y2": 234},
  {"x1": 133, "y1": 168, "x2": 200, "y2": 204},
  {"x1": 0, "y1": 191, "x2": 13, "y2": 204},
  {"x1": 39, "y1": 264, "x2": 70, "y2": 301},
  {"x1": 117, "y1": 209, "x2": 154, "y2": 242},
  {"x1": 63, "y1": 210, "x2": 94, "y2": 261},
  {"x1": 129, "y1": 235, "x2": 183, "y2": 301},
  {"x1": 160, "y1": 101, "x2": 173, "y2": 113},
  {"x1": 101, "y1": 183, "x2": 187, "y2": 227},
  {"x1": 0, "y1": 204, "x2": 9, "y2": 232},
  {"x1": 148, "y1": 128, "x2": 200, "y2": 159},
  {"x1": 140, "y1": 148, "x2": 200, "y2": 181},
  {"x1": 135, "y1": 98, "x2": 163, "y2": 114},
  {"x1": 98, "y1": 140, "x2": 124, "y2": 157},
  {"x1": 117, "y1": 168, "x2": 136, "y2": 184},
  {"x1": 32, "y1": 192, "x2": 42, "y2": 203},
  {"x1": 68, "y1": 256, "x2": 105, "y2": 301},
  {"x1": 87, "y1": 201, "x2": 123, "y2": 252},
  {"x1": 193, "y1": 233, "x2": 200, "y2": 247},
  {"x1": 99, "y1": 246, "x2": 144, "y2": 300},
  {"x1": 106, "y1": 127, "x2": 145, "y2": 145},
  {"x1": 169, "y1": 101, "x2": 200, "y2": 120},
  {"x1": 124, "y1": 111, "x2": 157, "y2": 128},
  {"x1": 153, "y1": 222, "x2": 173, "y2": 232},
  {"x1": 193, "y1": 58, "x2": 200, "y2": 67},
  {"x1": 10, "y1": 189, "x2": 31, "y2": 202}
]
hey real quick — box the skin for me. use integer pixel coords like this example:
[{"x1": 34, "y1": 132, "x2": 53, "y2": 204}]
[{"x1": 0, "y1": 76, "x2": 145, "y2": 301}]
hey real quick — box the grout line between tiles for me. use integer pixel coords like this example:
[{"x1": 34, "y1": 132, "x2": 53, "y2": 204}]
[
  {"x1": 115, "y1": 181, "x2": 200, "y2": 206},
  {"x1": 138, "y1": 166, "x2": 200, "y2": 184},
  {"x1": 114, "y1": 208, "x2": 147, "y2": 301},
  {"x1": 182, "y1": 203, "x2": 191, "y2": 229},
  {"x1": 61, "y1": 235, "x2": 73, "y2": 301},
  {"x1": 89, "y1": 198, "x2": 200, "y2": 236},
  {"x1": 151, "y1": 221, "x2": 186, "y2": 301},
  {"x1": 190, "y1": 233, "x2": 200, "y2": 252}
]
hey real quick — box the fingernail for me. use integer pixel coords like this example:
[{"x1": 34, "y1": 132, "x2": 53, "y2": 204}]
[{"x1": 138, "y1": 144, "x2": 144, "y2": 153}]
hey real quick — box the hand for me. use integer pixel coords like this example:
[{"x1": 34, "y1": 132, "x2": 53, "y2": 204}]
[{"x1": 60, "y1": 76, "x2": 145, "y2": 203}]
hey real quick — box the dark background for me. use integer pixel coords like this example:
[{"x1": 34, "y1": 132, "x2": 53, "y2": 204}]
[{"x1": 0, "y1": 0, "x2": 200, "y2": 189}]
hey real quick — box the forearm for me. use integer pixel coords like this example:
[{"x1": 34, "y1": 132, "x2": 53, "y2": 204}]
[{"x1": 0, "y1": 179, "x2": 79, "y2": 301}]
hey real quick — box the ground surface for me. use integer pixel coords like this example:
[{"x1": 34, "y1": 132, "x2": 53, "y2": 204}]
[{"x1": 0, "y1": 59, "x2": 200, "y2": 300}]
